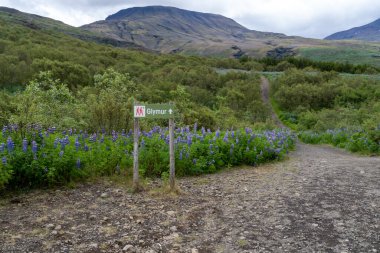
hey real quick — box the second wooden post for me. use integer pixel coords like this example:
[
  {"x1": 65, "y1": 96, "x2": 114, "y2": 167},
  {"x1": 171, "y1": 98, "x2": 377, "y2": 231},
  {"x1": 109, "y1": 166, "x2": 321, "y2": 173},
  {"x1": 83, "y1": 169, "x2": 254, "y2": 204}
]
[
  {"x1": 133, "y1": 117, "x2": 140, "y2": 191},
  {"x1": 169, "y1": 117, "x2": 175, "y2": 190}
]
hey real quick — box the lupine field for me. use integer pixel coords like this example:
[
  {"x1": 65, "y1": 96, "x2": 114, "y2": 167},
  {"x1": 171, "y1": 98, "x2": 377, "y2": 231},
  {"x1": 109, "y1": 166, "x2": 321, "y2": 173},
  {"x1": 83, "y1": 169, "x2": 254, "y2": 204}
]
[{"x1": 0, "y1": 124, "x2": 295, "y2": 190}]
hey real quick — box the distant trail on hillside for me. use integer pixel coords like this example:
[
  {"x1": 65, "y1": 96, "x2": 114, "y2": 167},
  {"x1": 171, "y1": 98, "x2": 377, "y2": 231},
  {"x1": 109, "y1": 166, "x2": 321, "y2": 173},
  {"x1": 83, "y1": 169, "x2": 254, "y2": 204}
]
[{"x1": 260, "y1": 76, "x2": 284, "y2": 127}]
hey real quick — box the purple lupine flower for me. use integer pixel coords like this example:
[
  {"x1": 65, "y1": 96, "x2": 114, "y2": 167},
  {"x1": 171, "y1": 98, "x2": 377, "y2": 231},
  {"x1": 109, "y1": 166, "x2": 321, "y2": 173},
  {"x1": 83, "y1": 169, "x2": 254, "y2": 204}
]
[
  {"x1": 54, "y1": 138, "x2": 59, "y2": 149},
  {"x1": 75, "y1": 138, "x2": 80, "y2": 151},
  {"x1": 201, "y1": 127, "x2": 206, "y2": 136},
  {"x1": 179, "y1": 149, "x2": 183, "y2": 160},
  {"x1": 7, "y1": 137, "x2": 14, "y2": 153},
  {"x1": 100, "y1": 135, "x2": 105, "y2": 143},
  {"x1": 0, "y1": 143, "x2": 5, "y2": 153},
  {"x1": 59, "y1": 139, "x2": 66, "y2": 151},
  {"x1": 31, "y1": 141, "x2": 38, "y2": 154},
  {"x1": 231, "y1": 131, "x2": 235, "y2": 138},
  {"x1": 76, "y1": 158, "x2": 81, "y2": 169},
  {"x1": 2, "y1": 156, "x2": 6, "y2": 165},
  {"x1": 64, "y1": 136, "x2": 70, "y2": 145},
  {"x1": 154, "y1": 126, "x2": 161, "y2": 133},
  {"x1": 2, "y1": 126, "x2": 8, "y2": 137},
  {"x1": 193, "y1": 123, "x2": 197, "y2": 133},
  {"x1": 187, "y1": 135, "x2": 192, "y2": 146},
  {"x1": 223, "y1": 131, "x2": 229, "y2": 143},
  {"x1": 59, "y1": 151, "x2": 64, "y2": 157},
  {"x1": 49, "y1": 127, "x2": 56, "y2": 134},
  {"x1": 193, "y1": 158, "x2": 197, "y2": 165},
  {"x1": 84, "y1": 144, "x2": 89, "y2": 152},
  {"x1": 185, "y1": 152, "x2": 189, "y2": 159},
  {"x1": 112, "y1": 131, "x2": 118, "y2": 142},
  {"x1": 22, "y1": 139, "x2": 28, "y2": 152}
]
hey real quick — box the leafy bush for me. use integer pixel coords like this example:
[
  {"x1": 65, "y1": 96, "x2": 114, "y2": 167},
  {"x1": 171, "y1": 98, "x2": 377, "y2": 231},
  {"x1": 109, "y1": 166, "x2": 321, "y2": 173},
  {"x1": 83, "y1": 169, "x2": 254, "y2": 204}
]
[{"x1": 272, "y1": 69, "x2": 380, "y2": 153}]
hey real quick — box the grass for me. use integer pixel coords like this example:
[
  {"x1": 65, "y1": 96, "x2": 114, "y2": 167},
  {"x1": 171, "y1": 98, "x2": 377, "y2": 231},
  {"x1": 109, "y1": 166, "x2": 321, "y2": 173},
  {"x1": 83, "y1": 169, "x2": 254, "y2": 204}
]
[{"x1": 299, "y1": 46, "x2": 380, "y2": 67}]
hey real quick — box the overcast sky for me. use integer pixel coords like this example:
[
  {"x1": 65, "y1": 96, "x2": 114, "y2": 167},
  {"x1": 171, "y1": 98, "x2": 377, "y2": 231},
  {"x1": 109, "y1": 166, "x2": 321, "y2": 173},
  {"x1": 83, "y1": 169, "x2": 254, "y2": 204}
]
[{"x1": 1, "y1": 0, "x2": 379, "y2": 38}]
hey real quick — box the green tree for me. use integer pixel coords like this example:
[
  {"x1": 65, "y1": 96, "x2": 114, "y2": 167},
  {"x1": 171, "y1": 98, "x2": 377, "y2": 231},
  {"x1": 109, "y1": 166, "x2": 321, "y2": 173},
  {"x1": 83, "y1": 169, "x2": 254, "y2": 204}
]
[{"x1": 83, "y1": 68, "x2": 136, "y2": 132}]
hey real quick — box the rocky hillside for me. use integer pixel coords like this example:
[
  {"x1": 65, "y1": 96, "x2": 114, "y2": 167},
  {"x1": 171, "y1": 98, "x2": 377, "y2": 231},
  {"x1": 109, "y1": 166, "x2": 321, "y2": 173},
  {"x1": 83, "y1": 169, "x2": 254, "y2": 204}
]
[
  {"x1": 325, "y1": 18, "x2": 380, "y2": 41},
  {"x1": 81, "y1": 6, "x2": 292, "y2": 57}
]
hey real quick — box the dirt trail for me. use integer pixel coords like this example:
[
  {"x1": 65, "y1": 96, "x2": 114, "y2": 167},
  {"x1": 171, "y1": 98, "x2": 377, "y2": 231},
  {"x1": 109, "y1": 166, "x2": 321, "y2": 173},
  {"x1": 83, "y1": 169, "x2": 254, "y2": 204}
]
[
  {"x1": 260, "y1": 77, "x2": 284, "y2": 127},
  {"x1": 0, "y1": 78, "x2": 379, "y2": 253}
]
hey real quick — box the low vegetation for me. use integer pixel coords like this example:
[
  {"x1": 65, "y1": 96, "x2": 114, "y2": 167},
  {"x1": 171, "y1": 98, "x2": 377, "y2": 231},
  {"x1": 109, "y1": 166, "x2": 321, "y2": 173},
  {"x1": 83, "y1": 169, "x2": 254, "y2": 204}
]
[{"x1": 271, "y1": 69, "x2": 380, "y2": 154}]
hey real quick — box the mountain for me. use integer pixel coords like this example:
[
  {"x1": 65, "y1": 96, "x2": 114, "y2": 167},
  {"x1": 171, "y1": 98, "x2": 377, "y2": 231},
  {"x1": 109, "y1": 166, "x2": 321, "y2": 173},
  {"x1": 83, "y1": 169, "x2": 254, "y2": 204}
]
[
  {"x1": 81, "y1": 6, "x2": 291, "y2": 57},
  {"x1": 0, "y1": 6, "x2": 144, "y2": 49},
  {"x1": 325, "y1": 18, "x2": 380, "y2": 41},
  {"x1": 81, "y1": 6, "x2": 380, "y2": 63}
]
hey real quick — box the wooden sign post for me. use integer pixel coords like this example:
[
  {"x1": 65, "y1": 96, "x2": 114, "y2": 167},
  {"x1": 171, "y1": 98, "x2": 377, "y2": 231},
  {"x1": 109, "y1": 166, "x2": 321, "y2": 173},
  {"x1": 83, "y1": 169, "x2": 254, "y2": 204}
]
[
  {"x1": 133, "y1": 116, "x2": 140, "y2": 191},
  {"x1": 169, "y1": 117, "x2": 175, "y2": 190},
  {"x1": 133, "y1": 103, "x2": 176, "y2": 191}
]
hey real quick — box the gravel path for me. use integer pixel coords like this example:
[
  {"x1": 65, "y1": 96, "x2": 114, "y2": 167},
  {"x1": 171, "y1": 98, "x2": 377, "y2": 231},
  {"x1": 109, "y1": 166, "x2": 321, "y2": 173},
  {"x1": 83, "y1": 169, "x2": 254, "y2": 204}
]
[{"x1": 0, "y1": 142, "x2": 379, "y2": 253}]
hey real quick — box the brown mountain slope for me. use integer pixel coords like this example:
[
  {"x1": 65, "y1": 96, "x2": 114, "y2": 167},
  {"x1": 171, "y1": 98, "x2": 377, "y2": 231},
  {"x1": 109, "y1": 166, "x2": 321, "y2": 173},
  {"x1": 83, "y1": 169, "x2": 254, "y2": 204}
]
[
  {"x1": 81, "y1": 6, "x2": 380, "y2": 63},
  {"x1": 81, "y1": 6, "x2": 293, "y2": 57}
]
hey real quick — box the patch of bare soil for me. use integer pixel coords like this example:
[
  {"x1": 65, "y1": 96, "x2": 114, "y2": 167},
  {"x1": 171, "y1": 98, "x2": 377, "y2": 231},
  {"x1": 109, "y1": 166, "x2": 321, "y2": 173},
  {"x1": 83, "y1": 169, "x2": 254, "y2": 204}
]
[{"x1": 1, "y1": 142, "x2": 379, "y2": 252}]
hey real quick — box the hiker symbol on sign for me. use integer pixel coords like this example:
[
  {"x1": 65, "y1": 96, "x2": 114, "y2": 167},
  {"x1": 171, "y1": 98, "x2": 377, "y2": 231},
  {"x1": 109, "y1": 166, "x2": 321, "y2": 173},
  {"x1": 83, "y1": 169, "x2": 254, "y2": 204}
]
[{"x1": 134, "y1": 106, "x2": 146, "y2": 118}]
